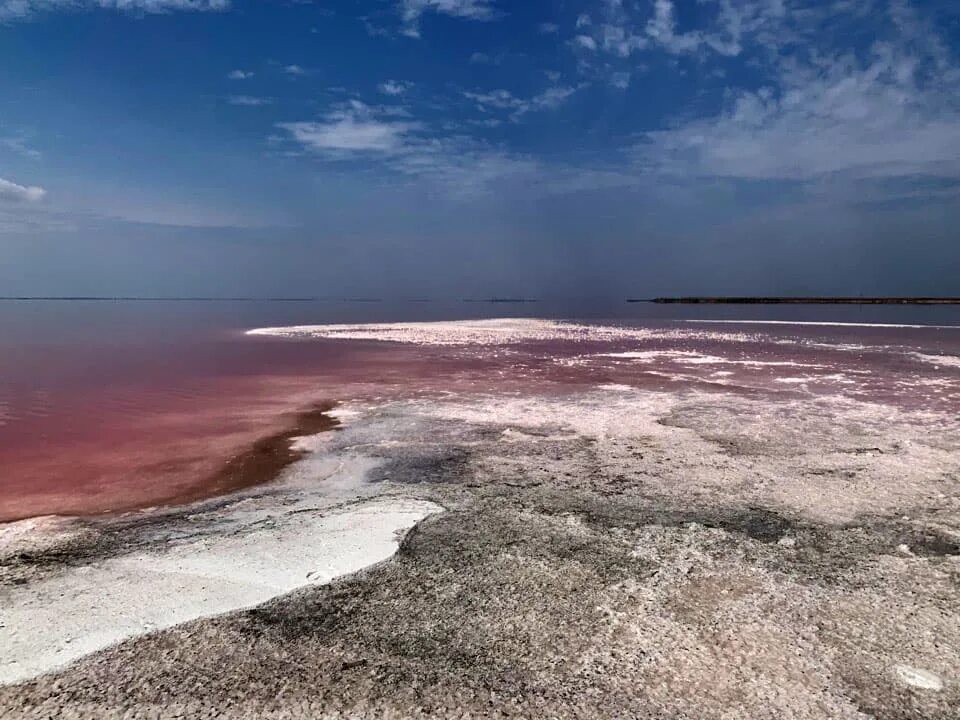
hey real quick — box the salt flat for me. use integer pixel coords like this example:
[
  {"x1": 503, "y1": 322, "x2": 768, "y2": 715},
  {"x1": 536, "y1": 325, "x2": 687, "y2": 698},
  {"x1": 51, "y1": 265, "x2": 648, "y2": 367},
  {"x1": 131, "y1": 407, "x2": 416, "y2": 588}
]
[{"x1": 2, "y1": 319, "x2": 958, "y2": 718}]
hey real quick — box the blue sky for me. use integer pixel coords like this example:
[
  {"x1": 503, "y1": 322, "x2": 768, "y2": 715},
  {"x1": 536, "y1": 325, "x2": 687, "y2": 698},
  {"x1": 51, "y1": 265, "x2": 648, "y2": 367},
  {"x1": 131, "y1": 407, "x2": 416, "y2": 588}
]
[{"x1": 1, "y1": 0, "x2": 960, "y2": 297}]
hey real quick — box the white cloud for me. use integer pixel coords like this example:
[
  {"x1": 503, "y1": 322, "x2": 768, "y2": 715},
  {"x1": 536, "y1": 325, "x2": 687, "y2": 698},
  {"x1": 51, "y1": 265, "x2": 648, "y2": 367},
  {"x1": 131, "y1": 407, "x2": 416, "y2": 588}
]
[
  {"x1": 226, "y1": 95, "x2": 272, "y2": 106},
  {"x1": 642, "y1": 0, "x2": 742, "y2": 56},
  {"x1": 463, "y1": 89, "x2": 520, "y2": 110},
  {"x1": 573, "y1": 35, "x2": 597, "y2": 51},
  {"x1": 0, "y1": 177, "x2": 45, "y2": 202},
  {"x1": 278, "y1": 102, "x2": 418, "y2": 154},
  {"x1": 227, "y1": 69, "x2": 252, "y2": 80},
  {"x1": 598, "y1": 23, "x2": 648, "y2": 57},
  {"x1": 637, "y1": 1, "x2": 960, "y2": 184},
  {"x1": 391, "y1": 137, "x2": 537, "y2": 197},
  {"x1": 463, "y1": 84, "x2": 581, "y2": 120},
  {"x1": 277, "y1": 101, "x2": 538, "y2": 197},
  {"x1": 575, "y1": 13, "x2": 590, "y2": 29},
  {"x1": 399, "y1": 0, "x2": 497, "y2": 38},
  {"x1": 538, "y1": 22, "x2": 558, "y2": 34},
  {"x1": 574, "y1": 0, "x2": 785, "y2": 62},
  {"x1": 379, "y1": 80, "x2": 412, "y2": 96},
  {"x1": 284, "y1": 64, "x2": 306, "y2": 76},
  {"x1": 0, "y1": 0, "x2": 228, "y2": 21}
]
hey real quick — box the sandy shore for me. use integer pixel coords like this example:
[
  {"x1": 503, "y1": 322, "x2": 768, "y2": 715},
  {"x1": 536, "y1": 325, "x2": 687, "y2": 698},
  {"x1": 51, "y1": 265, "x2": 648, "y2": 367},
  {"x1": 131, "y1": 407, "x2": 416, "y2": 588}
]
[{"x1": 2, "y1": 320, "x2": 958, "y2": 718}]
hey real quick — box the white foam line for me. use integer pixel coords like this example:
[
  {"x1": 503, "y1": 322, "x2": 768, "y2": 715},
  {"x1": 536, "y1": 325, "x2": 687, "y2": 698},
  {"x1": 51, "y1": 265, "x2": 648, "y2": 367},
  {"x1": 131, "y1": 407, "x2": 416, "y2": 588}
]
[{"x1": 681, "y1": 320, "x2": 960, "y2": 330}]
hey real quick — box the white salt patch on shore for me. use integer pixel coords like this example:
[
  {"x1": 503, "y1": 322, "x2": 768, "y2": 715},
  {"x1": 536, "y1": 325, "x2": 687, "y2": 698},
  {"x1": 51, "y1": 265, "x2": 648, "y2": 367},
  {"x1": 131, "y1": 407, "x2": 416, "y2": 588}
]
[
  {"x1": 894, "y1": 665, "x2": 944, "y2": 691},
  {"x1": 602, "y1": 350, "x2": 707, "y2": 361},
  {"x1": 247, "y1": 319, "x2": 577, "y2": 346},
  {"x1": 247, "y1": 319, "x2": 759, "y2": 346},
  {"x1": 805, "y1": 341, "x2": 876, "y2": 352},
  {"x1": 678, "y1": 355, "x2": 744, "y2": 365},
  {"x1": 0, "y1": 496, "x2": 440, "y2": 685},
  {"x1": 684, "y1": 319, "x2": 960, "y2": 330},
  {"x1": 909, "y1": 352, "x2": 960, "y2": 369},
  {"x1": 585, "y1": 350, "x2": 828, "y2": 370},
  {"x1": 678, "y1": 356, "x2": 828, "y2": 369},
  {"x1": 774, "y1": 374, "x2": 855, "y2": 385},
  {"x1": 328, "y1": 406, "x2": 363, "y2": 422}
]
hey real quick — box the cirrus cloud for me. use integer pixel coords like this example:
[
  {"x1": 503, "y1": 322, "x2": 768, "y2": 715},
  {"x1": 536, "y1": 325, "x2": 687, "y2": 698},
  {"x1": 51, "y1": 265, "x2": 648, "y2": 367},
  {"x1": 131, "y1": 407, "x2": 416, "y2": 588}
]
[
  {"x1": 0, "y1": 0, "x2": 228, "y2": 22},
  {"x1": 399, "y1": 0, "x2": 497, "y2": 38}
]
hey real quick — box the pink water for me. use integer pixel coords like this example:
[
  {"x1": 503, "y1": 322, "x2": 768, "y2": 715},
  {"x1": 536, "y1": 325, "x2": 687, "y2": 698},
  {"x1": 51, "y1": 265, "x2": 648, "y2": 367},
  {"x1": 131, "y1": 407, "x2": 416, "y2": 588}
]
[{"x1": 2, "y1": 300, "x2": 959, "y2": 522}]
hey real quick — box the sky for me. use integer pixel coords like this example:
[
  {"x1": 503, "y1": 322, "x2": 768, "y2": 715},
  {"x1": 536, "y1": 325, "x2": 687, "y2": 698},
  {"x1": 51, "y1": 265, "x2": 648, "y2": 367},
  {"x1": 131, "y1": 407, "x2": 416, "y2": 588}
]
[{"x1": 1, "y1": 0, "x2": 960, "y2": 298}]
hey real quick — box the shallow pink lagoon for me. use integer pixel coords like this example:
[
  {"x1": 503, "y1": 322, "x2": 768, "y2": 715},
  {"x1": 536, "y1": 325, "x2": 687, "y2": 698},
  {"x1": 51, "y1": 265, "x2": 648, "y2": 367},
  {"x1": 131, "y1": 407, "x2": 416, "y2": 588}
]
[{"x1": 2, "y1": 301, "x2": 959, "y2": 523}]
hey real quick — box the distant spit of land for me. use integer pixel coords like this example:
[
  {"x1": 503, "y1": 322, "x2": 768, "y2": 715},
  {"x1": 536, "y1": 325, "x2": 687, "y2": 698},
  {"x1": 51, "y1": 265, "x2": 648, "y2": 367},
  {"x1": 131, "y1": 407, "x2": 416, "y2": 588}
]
[{"x1": 633, "y1": 297, "x2": 960, "y2": 305}]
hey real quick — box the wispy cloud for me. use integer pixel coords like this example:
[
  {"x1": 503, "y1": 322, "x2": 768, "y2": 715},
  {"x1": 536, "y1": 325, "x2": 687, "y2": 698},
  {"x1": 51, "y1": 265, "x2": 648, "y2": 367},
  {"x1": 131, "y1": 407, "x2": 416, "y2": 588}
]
[
  {"x1": 379, "y1": 80, "x2": 412, "y2": 96},
  {"x1": 226, "y1": 95, "x2": 273, "y2": 106},
  {"x1": 0, "y1": 176, "x2": 45, "y2": 202},
  {"x1": 1, "y1": 135, "x2": 41, "y2": 159},
  {"x1": 572, "y1": 0, "x2": 785, "y2": 62},
  {"x1": 0, "y1": 0, "x2": 229, "y2": 22},
  {"x1": 277, "y1": 100, "x2": 537, "y2": 197},
  {"x1": 399, "y1": 0, "x2": 497, "y2": 39},
  {"x1": 573, "y1": 35, "x2": 597, "y2": 51},
  {"x1": 283, "y1": 64, "x2": 306, "y2": 76},
  {"x1": 463, "y1": 84, "x2": 582, "y2": 121},
  {"x1": 227, "y1": 69, "x2": 253, "y2": 80},
  {"x1": 610, "y1": 72, "x2": 630, "y2": 90},
  {"x1": 636, "y1": 1, "x2": 960, "y2": 187}
]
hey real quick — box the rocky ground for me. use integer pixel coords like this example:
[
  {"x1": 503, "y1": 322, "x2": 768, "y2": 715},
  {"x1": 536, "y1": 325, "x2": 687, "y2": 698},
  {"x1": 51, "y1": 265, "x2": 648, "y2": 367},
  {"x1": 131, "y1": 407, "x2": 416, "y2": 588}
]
[{"x1": 1, "y1": 381, "x2": 958, "y2": 719}]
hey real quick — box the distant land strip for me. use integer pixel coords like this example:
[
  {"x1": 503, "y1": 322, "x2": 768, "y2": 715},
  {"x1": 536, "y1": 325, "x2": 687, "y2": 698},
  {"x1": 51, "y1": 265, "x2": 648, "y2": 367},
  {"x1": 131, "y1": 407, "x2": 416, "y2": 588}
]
[{"x1": 632, "y1": 297, "x2": 960, "y2": 305}]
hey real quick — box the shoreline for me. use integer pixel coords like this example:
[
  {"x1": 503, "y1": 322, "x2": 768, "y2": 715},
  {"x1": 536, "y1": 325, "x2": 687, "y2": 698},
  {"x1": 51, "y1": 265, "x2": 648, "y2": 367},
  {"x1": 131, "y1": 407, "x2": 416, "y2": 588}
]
[
  {"x1": 1, "y1": 320, "x2": 958, "y2": 716},
  {"x1": 0, "y1": 401, "x2": 341, "y2": 526},
  {"x1": 638, "y1": 296, "x2": 960, "y2": 304},
  {"x1": 165, "y1": 400, "x2": 341, "y2": 511},
  {"x1": 0, "y1": 402, "x2": 443, "y2": 685},
  {"x1": 2, "y1": 386, "x2": 956, "y2": 716}
]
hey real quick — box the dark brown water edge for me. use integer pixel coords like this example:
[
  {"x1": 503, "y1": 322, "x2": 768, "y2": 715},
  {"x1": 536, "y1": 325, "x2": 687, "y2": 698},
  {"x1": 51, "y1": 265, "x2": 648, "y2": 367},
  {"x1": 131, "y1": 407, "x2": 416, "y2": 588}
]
[
  {"x1": 1, "y1": 402, "x2": 340, "y2": 525},
  {"x1": 167, "y1": 400, "x2": 341, "y2": 510},
  {"x1": 634, "y1": 297, "x2": 960, "y2": 304}
]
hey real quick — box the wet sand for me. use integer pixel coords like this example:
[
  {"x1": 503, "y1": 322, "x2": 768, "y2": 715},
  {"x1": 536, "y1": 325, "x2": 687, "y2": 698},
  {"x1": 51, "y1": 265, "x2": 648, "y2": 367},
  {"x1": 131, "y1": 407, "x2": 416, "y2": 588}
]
[{"x1": 1, "y1": 319, "x2": 958, "y2": 718}]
